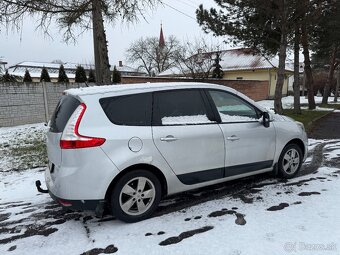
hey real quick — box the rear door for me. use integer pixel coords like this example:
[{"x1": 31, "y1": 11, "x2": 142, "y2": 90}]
[
  {"x1": 152, "y1": 89, "x2": 225, "y2": 185},
  {"x1": 206, "y1": 89, "x2": 276, "y2": 177},
  {"x1": 47, "y1": 95, "x2": 80, "y2": 166}
]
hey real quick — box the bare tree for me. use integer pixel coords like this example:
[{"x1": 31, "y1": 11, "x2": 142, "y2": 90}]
[
  {"x1": 126, "y1": 35, "x2": 180, "y2": 76},
  {"x1": 172, "y1": 38, "x2": 219, "y2": 79},
  {"x1": 0, "y1": 0, "x2": 159, "y2": 84}
]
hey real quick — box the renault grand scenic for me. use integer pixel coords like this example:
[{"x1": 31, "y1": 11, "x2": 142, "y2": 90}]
[{"x1": 40, "y1": 82, "x2": 308, "y2": 222}]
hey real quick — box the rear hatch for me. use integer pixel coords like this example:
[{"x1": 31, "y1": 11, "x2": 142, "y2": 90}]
[{"x1": 47, "y1": 95, "x2": 80, "y2": 166}]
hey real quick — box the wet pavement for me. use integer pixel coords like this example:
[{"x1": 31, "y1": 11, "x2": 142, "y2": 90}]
[{"x1": 309, "y1": 112, "x2": 340, "y2": 139}]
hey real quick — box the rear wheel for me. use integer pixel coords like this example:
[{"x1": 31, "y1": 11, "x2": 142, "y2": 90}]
[
  {"x1": 278, "y1": 144, "x2": 302, "y2": 178},
  {"x1": 111, "y1": 170, "x2": 161, "y2": 223}
]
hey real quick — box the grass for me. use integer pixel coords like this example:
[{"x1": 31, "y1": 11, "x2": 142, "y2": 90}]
[
  {"x1": 283, "y1": 109, "x2": 331, "y2": 132},
  {"x1": 318, "y1": 103, "x2": 340, "y2": 109},
  {"x1": 0, "y1": 126, "x2": 48, "y2": 172},
  {"x1": 10, "y1": 138, "x2": 48, "y2": 170}
]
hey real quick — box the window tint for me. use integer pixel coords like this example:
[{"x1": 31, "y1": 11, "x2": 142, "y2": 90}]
[
  {"x1": 100, "y1": 93, "x2": 152, "y2": 126},
  {"x1": 154, "y1": 90, "x2": 212, "y2": 125},
  {"x1": 50, "y1": 95, "x2": 80, "y2": 133},
  {"x1": 209, "y1": 90, "x2": 259, "y2": 122}
]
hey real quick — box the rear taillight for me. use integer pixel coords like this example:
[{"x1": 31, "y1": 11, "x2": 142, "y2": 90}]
[{"x1": 60, "y1": 103, "x2": 106, "y2": 149}]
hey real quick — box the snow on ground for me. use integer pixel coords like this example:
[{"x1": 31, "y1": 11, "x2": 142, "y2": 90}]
[
  {"x1": 1, "y1": 125, "x2": 340, "y2": 255},
  {"x1": 0, "y1": 123, "x2": 47, "y2": 172},
  {"x1": 257, "y1": 96, "x2": 338, "y2": 112}
]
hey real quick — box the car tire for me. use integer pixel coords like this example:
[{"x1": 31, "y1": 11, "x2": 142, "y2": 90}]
[
  {"x1": 110, "y1": 170, "x2": 161, "y2": 223},
  {"x1": 278, "y1": 143, "x2": 303, "y2": 179}
]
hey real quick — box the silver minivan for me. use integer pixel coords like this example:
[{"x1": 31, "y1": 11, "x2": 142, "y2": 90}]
[{"x1": 41, "y1": 82, "x2": 308, "y2": 222}]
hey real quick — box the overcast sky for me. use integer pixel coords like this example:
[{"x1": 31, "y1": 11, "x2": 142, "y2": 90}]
[{"x1": 0, "y1": 0, "x2": 229, "y2": 68}]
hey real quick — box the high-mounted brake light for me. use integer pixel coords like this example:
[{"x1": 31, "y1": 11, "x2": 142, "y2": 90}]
[{"x1": 60, "y1": 103, "x2": 106, "y2": 149}]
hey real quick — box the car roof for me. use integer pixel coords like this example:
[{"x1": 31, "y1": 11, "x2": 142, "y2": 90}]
[{"x1": 65, "y1": 82, "x2": 237, "y2": 97}]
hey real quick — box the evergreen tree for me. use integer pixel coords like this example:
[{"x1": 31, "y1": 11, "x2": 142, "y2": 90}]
[
  {"x1": 40, "y1": 67, "x2": 51, "y2": 82},
  {"x1": 112, "y1": 66, "x2": 121, "y2": 84},
  {"x1": 23, "y1": 69, "x2": 33, "y2": 82},
  {"x1": 196, "y1": 0, "x2": 299, "y2": 113},
  {"x1": 211, "y1": 52, "x2": 224, "y2": 79},
  {"x1": 57, "y1": 64, "x2": 69, "y2": 83},
  {"x1": 1, "y1": 70, "x2": 17, "y2": 82},
  {"x1": 88, "y1": 69, "x2": 96, "y2": 83},
  {"x1": 75, "y1": 65, "x2": 87, "y2": 83}
]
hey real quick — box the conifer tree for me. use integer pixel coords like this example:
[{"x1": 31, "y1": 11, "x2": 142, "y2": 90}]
[
  {"x1": 211, "y1": 52, "x2": 224, "y2": 79},
  {"x1": 40, "y1": 67, "x2": 51, "y2": 82},
  {"x1": 88, "y1": 69, "x2": 96, "y2": 83},
  {"x1": 1, "y1": 70, "x2": 17, "y2": 82},
  {"x1": 75, "y1": 65, "x2": 87, "y2": 83},
  {"x1": 112, "y1": 66, "x2": 121, "y2": 84},
  {"x1": 57, "y1": 64, "x2": 69, "y2": 83},
  {"x1": 23, "y1": 69, "x2": 33, "y2": 82}
]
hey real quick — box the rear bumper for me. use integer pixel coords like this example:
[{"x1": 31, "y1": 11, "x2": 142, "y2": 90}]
[
  {"x1": 45, "y1": 146, "x2": 120, "y2": 200},
  {"x1": 48, "y1": 191, "x2": 106, "y2": 212}
]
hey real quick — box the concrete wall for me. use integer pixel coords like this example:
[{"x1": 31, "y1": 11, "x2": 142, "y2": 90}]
[
  {"x1": 0, "y1": 82, "x2": 84, "y2": 127},
  {"x1": 0, "y1": 78, "x2": 269, "y2": 127}
]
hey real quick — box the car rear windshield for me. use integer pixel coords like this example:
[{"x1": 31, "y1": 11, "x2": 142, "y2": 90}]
[
  {"x1": 100, "y1": 93, "x2": 152, "y2": 126},
  {"x1": 49, "y1": 95, "x2": 80, "y2": 133}
]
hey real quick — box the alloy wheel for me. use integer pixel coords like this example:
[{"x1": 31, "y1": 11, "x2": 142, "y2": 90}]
[
  {"x1": 119, "y1": 177, "x2": 156, "y2": 216},
  {"x1": 282, "y1": 148, "x2": 300, "y2": 174}
]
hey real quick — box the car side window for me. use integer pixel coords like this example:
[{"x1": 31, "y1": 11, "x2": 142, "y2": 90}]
[
  {"x1": 208, "y1": 90, "x2": 259, "y2": 122},
  {"x1": 153, "y1": 90, "x2": 213, "y2": 125},
  {"x1": 100, "y1": 93, "x2": 152, "y2": 126}
]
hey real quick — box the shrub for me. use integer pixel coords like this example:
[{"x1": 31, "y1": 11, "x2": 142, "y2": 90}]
[
  {"x1": 0, "y1": 70, "x2": 17, "y2": 82},
  {"x1": 40, "y1": 67, "x2": 51, "y2": 82},
  {"x1": 57, "y1": 64, "x2": 69, "y2": 83},
  {"x1": 23, "y1": 69, "x2": 33, "y2": 82},
  {"x1": 75, "y1": 65, "x2": 87, "y2": 83},
  {"x1": 112, "y1": 65, "x2": 121, "y2": 84},
  {"x1": 88, "y1": 69, "x2": 96, "y2": 83}
]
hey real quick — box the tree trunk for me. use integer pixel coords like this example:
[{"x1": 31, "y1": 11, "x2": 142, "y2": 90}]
[
  {"x1": 335, "y1": 70, "x2": 340, "y2": 102},
  {"x1": 274, "y1": 1, "x2": 288, "y2": 114},
  {"x1": 322, "y1": 46, "x2": 337, "y2": 104},
  {"x1": 92, "y1": 0, "x2": 111, "y2": 85},
  {"x1": 293, "y1": 23, "x2": 301, "y2": 114},
  {"x1": 302, "y1": 72, "x2": 306, "y2": 96},
  {"x1": 301, "y1": 16, "x2": 316, "y2": 110}
]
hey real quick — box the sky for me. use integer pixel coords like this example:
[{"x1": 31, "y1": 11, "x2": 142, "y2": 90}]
[{"x1": 0, "y1": 0, "x2": 228, "y2": 68}]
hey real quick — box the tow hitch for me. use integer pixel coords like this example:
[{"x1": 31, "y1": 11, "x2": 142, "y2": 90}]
[{"x1": 36, "y1": 180, "x2": 49, "y2": 193}]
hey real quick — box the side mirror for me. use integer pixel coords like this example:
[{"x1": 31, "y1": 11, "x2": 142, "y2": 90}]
[{"x1": 262, "y1": 112, "x2": 270, "y2": 128}]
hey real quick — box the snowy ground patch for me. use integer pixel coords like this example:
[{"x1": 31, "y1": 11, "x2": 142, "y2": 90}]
[
  {"x1": 257, "y1": 96, "x2": 339, "y2": 112},
  {"x1": 0, "y1": 123, "x2": 47, "y2": 172},
  {"x1": 0, "y1": 125, "x2": 339, "y2": 255}
]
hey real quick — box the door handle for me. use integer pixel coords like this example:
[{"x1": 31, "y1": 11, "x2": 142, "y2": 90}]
[
  {"x1": 227, "y1": 135, "x2": 240, "y2": 141},
  {"x1": 160, "y1": 135, "x2": 178, "y2": 142}
]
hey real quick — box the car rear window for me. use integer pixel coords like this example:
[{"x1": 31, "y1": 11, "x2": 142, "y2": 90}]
[
  {"x1": 49, "y1": 95, "x2": 80, "y2": 133},
  {"x1": 100, "y1": 93, "x2": 152, "y2": 126}
]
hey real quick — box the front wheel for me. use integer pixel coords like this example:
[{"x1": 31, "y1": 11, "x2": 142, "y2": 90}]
[
  {"x1": 111, "y1": 170, "x2": 161, "y2": 223},
  {"x1": 278, "y1": 144, "x2": 303, "y2": 179}
]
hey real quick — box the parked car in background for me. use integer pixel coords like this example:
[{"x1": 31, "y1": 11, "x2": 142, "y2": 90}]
[{"x1": 40, "y1": 82, "x2": 308, "y2": 222}]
